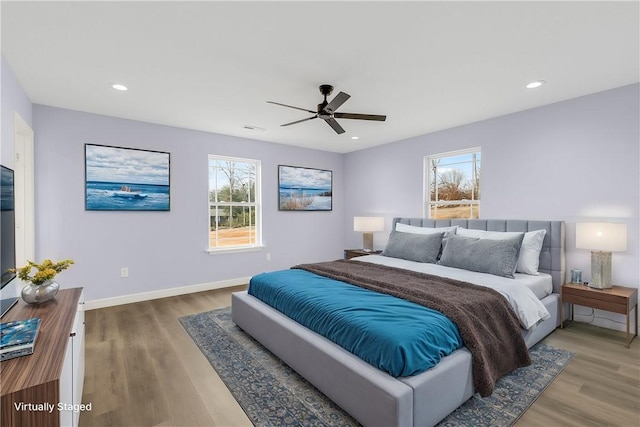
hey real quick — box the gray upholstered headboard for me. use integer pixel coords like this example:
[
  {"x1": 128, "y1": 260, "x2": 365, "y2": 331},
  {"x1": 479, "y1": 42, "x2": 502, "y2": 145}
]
[{"x1": 392, "y1": 218, "x2": 566, "y2": 293}]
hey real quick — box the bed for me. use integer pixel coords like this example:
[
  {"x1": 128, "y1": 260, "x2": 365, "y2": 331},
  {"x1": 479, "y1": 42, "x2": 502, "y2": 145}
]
[{"x1": 231, "y1": 218, "x2": 565, "y2": 427}]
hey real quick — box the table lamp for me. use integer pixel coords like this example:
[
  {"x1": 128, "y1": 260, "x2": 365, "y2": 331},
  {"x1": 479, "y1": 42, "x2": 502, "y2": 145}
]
[
  {"x1": 576, "y1": 222, "x2": 627, "y2": 289},
  {"x1": 353, "y1": 217, "x2": 384, "y2": 252}
]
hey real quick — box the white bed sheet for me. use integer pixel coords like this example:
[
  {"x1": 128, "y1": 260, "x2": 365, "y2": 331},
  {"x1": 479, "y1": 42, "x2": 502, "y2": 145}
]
[
  {"x1": 353, "y1": 254, "x2": 551, "y2": 330},
  {"x1": 512, "y1": 272, "x2": 553, "y2": 300}
]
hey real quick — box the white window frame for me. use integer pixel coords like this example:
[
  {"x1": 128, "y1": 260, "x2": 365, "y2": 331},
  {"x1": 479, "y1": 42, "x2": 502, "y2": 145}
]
[
  {"x1": 424, "y1": 147, "x2": 481, "y2": 219},
  {"x1": 207, "y1": 154, "x2": 262, "y2": 253}
]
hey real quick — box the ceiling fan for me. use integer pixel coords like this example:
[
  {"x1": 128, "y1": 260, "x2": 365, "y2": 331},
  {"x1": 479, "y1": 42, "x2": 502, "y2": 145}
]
[{"x1": 267, "y1": 84, "x2": 386, "y2": 135}]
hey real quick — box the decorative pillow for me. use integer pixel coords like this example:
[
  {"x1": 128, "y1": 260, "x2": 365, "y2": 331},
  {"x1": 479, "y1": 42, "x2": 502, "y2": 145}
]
[
  {"x1": 456, "y1": 228, "x2": 547, "y2": 275},
  {"x1": 382, "y1": 230, "x2": 444, "y2": 264},
  {"x1": 516, "y1": 230, "x2": 546, "y2": 274},
  {"x1": 395, "y1": 223, "x2": 458, "y2": 258},
  {"x1": 438, "y1": 234, "x2": 525, "y2": 278}
]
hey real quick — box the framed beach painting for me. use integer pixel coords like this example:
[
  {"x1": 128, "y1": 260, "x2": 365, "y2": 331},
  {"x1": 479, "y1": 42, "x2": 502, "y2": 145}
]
[
  {"x1": 85, "y1": 144, "x2": 170, "y2": 211},
  {"x1": 278, "y1": 165, "x2": 332, "y2": 211}
]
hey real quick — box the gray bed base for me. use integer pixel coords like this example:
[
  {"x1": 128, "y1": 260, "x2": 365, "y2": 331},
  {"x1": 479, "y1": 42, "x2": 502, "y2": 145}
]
[{"x1": 231, "y1": 219, "x2": 566, "y2": 427}]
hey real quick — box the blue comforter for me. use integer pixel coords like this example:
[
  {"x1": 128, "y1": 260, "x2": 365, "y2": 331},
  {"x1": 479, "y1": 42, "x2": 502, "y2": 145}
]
[{"x1": 248, "y1": 269, "x2": 463, "y2": 377}]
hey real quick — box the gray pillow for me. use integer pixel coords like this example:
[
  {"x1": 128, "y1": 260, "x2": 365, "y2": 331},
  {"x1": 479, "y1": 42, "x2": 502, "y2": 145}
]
[
  {"x1": 382, "y1": 230, "x2": 444, "y2": 263},
  {"x1": 438, "y1": 233, "x2": 525, "y2": 278}
]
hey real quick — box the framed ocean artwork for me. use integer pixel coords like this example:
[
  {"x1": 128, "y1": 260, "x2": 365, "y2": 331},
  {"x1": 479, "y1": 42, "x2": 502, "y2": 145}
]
[
  {"x1": 85, "y1": 144, "x2": 170, "y2": 211},
  {"x1": 278, "y1": 165, "x2": 332, "y2": 211}
]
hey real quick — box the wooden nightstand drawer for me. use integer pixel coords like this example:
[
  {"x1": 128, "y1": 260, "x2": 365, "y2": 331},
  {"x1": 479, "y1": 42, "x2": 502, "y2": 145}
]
[
  {"x1": 562, "y1": 286, "x2": 629, "y2": 314},
  {"x1": 561, "y1": 282, "x2": 638, "y2": 347}
]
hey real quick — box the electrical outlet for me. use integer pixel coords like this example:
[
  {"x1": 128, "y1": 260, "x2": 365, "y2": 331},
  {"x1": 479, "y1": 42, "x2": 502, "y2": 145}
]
[
  {"x1": 266, "y1": 252, "x2": 271, "y2": 261},
  {"x1": 120, "y1": 267, "x2": 129, "y2": 278}
]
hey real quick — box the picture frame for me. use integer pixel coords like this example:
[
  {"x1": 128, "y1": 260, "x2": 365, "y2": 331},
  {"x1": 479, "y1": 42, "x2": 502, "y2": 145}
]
[
  {"x1": 278, "y1": 165, "x2": 332, "y2": 211},
  {"x1": 85, "y1": 144, "x2": 170, "y2": 211}
]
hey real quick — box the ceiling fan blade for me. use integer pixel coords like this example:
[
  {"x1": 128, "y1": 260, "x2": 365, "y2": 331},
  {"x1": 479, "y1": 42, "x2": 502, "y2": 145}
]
[
  {"x1": 334, "y1": 112, "x2": 387, "y2": 121},
  {"x1": 323, "y1": 91, "x2": 350, "y2": 114},
  {"x1": 324, "y1": 117, "x2": 345, "y2": 134},
  {"x1": 267, "y1": 101, "x2": 316, "y2": 114},
  {"x1": 281, "y1": 116, "x2": 317, "y2": 127}
]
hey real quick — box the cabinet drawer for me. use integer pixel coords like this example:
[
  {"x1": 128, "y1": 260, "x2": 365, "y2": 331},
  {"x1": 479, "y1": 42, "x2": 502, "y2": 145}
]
[
  {"x1": 562, "y1": 287, "x2": 629, "y2": 314},
  {"x1": 563, "y1": 293, "x2": 627, "y2": 314}
]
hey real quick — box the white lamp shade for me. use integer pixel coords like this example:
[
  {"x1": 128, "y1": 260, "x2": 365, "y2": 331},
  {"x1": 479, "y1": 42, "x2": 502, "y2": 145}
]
[
  {"x1": 576, "y1": 222, "x2": 627, "y2": 252},
  {"x1": 353, "y1": 216, "x2": 384, "y2": 232}
]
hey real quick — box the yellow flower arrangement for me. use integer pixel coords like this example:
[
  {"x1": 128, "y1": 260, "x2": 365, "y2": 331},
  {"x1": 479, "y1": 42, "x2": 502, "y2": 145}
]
[{"x1": 10, "y1": 259, "x2": 74, "y2": 286}]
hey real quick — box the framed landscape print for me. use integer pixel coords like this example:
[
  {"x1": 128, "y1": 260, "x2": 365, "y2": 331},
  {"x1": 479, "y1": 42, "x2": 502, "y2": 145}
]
[
  {"x1": 278, "y1": 165, "x2": 332, "y2": 211},
  {"x1": 85, "y1": 144, "x2": 170, "y2": 211}
]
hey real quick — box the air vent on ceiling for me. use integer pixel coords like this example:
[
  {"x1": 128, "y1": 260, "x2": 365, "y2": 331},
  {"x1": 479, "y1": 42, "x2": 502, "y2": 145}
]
[{"x1": 243, "y1": 125, "x2": 266, "y2": 131}]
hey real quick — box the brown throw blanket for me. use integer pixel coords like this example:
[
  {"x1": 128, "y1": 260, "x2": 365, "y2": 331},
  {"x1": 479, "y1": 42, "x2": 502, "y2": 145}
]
[{"x1": 293, "y1": 260, "x2": 531, "y2": 397}]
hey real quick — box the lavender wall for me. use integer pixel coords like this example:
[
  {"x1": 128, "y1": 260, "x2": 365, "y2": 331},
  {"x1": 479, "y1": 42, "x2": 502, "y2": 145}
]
[
  {"x1": 32, "y1": 106, "x2": 345, "y2": 301},
  {"x1": 345, "y1": 84, "x2": 639, "y2": 331}
]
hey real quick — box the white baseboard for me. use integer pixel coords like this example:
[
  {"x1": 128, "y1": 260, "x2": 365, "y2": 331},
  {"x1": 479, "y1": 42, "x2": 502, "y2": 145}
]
[{"x1": 84, "y1": 276, "x2": 251, "y2": 311}]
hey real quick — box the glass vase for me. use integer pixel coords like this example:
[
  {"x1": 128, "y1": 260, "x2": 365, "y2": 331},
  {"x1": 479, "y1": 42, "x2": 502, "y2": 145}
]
[{"x1": 21, "y1": 280, "x2": 60, "y2": 304}]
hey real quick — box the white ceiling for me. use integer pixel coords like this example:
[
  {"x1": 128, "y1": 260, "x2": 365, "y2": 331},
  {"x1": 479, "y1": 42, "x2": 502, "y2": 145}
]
[{"x1": 2, "y1": 1, "x2": 639, "y2": 153}]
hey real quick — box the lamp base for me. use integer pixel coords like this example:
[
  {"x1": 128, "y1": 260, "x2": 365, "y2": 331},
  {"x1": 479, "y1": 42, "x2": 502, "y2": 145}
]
[
  {"x1": 362, "y1": 232, "x2": 374, "y2": 252},
  {"x1": 588, "y1": 251, "x2": 612, "y2": 289}
]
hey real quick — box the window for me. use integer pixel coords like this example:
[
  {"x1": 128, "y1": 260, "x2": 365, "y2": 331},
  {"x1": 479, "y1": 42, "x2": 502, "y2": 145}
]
[
  {"x1": 425, "y1": 148, "x2": 481, "y2": 219},
  {"x1": 208, "y1": 155, "x2": 261, "y2": 250}
]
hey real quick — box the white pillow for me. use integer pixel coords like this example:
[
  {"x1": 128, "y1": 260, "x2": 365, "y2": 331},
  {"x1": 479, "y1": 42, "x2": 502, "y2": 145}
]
[
  {"x1": 395, "y1": 223, "x2": 458, "y2": 236},
  {"x1": 456, "y1": 228, "x2": 547, "y2": 275}
]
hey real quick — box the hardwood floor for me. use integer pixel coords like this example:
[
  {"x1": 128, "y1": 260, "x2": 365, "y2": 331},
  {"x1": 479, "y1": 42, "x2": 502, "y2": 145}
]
[
  {"x1": 80, "y1": 287, "x2": 639, "y2": 427},
  {"x1": 80, "y1": 286, "x2": 252, "y2": 427},
  {"x1": 516, "y1": 322, "x2": 639, "y2": 427}
]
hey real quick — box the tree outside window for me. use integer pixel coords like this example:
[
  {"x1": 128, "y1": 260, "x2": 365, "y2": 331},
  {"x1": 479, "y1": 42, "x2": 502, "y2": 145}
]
[
  {"x1": 208, "y1": 156, "x2": 261, "y2": 249},
  {"x1": 425, "y1": 148, "x2": 481, "y2": 219}
]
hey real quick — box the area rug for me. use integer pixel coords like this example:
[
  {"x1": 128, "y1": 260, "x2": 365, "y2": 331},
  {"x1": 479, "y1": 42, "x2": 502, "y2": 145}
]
[{"x1": 179, "y1": 307, "x2": 573, "y2": 427}]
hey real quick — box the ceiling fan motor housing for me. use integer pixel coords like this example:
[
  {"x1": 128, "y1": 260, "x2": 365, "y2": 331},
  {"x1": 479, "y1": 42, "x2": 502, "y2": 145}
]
[
  {"x1": 318, "y1": 103, "x2": 330, "y2": 118},
  {"x1": 319, "y1": 84, "x2": 334, "y2": 96}
]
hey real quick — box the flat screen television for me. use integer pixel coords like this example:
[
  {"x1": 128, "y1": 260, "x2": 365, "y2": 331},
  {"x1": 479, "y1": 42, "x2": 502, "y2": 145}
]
[{"x1": 1, "y1": 165, "x2": 18, "y2": 317}]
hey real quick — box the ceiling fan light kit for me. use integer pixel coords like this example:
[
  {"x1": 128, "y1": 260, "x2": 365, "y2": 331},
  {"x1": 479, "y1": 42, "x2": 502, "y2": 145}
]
[{"x1": 268, "y1": 84, "x2": 386, "y2": 135}]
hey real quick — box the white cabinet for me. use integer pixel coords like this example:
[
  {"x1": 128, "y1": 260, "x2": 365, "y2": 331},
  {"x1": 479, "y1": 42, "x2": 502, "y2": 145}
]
[
  {"x1": 72, "y1": 294, "x2": 85, "y2": 426},
  {"x1": 1, "y1": 288, "x2": 84, "y2": 427},
  {"x1": 58, "y1": 291, "x2": 85, "y2": 427}
]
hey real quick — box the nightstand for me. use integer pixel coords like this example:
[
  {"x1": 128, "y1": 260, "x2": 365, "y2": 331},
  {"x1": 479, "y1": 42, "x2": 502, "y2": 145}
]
[
  {"x1": 344, "y1": 249, "x2": 382, "y2": 260},
  {"x1": 561, "y1": 282, "x2": 638, "y2": 348}
]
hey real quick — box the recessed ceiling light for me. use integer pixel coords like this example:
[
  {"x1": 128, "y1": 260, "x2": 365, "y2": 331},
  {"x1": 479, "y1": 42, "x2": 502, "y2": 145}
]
[
  {"x1": 111, "y1": 83, "x2": 128, "y2": 91},
  {"x1": 525, "y1": 80, "x2": 545, "y2": 89},
  {"x1": 351, "y1": 136, "x2": 359, "y2": 140}
]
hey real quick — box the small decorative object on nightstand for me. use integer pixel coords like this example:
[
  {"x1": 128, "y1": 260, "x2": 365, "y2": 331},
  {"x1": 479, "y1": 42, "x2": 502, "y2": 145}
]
[
  {"x1": 570, "y1": 269, "x2": 582, "y2": 284},
  {"x1": 561, "y1": 282, "x2": 638, "y2": 348},
  {"x1": 344, "y1": 249, "x2": 382, "y2": 260}
]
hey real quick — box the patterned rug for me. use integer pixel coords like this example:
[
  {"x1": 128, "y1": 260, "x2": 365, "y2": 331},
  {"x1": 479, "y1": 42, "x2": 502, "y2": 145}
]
[{"x1": 179, "y1": 307, "x2": 573, "y2": 427}]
